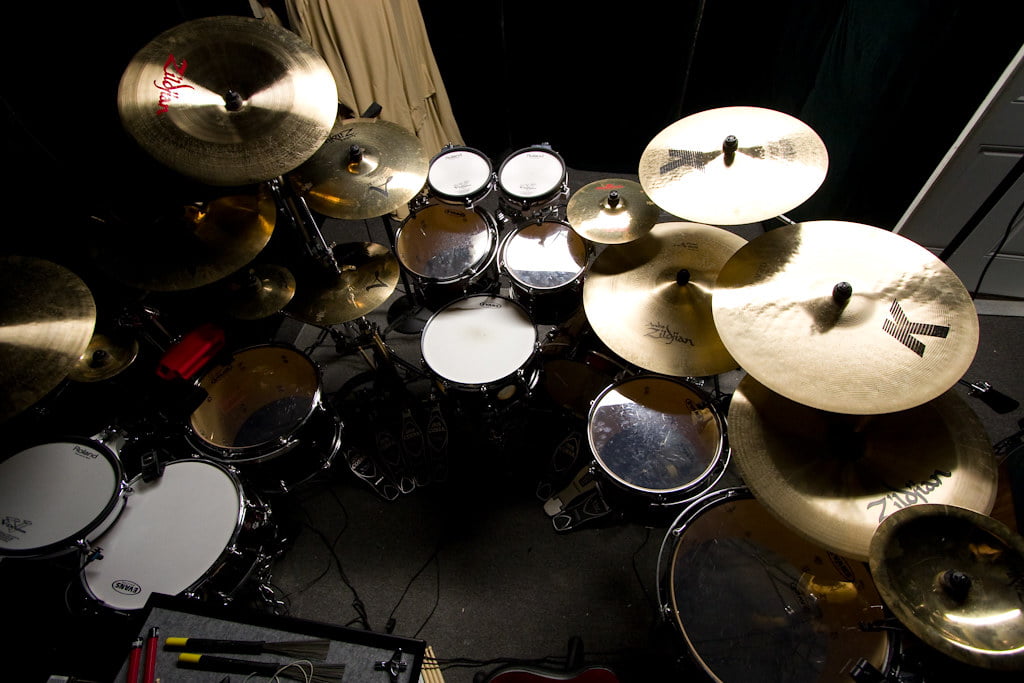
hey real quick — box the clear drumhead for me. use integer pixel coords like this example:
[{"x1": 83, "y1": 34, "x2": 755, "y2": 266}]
[
  {"x1": 427, "y1": 146, "x2": 493, "y2": 200},
  {"x1": 498, "y1": 147, "x2": 566, "y2": 200},
  {"x1": 500, "y1": 221, "x2": 588, "y2": 291},
  {"x1": 395, "y1": 204, "x2": 497, "y2": 283}
]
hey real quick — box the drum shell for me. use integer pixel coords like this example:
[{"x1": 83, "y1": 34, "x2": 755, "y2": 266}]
[{"x1": 536, "y1": 326, "x2": 634, "y2": 419}]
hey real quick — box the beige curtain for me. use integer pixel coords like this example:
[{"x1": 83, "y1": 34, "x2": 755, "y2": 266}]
[{"x1": 283, "y1": 0, "x2": 464, "y2": 158}]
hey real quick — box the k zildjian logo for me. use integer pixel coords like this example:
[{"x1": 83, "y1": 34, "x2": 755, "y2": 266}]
[{"x1": 882, "y1": 300, "x2": 949, "y2": 357}]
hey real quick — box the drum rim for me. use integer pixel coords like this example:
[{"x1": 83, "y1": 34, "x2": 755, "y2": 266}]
[
  {"x1": 497, "y1": 145, "x2": 567, "y2": 200},
  {"x1": 427, "y1": 145, "x2": 494, "y2": 201},
  {"x1": 498, "y1": 219, "x2": 589, "y2": 292},
  {"x1": 395, "y1": 203, "x2": 500, "y2": 284}
]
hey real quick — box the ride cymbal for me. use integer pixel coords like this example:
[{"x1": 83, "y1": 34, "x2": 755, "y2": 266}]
[
  {"x1": 290, "y1": 117, "x2": 429, "y2": 219},
  {"x1": 68, "y1": 330, "x2": 140, "y2": 383},
  {"x1": 0, "y1": 256, "x2": 96, "y2": 422},
  {"x1": 728, "y1": 374, "x2": 997, "y2": 562},
  {"x1": 638, "y1": 106, "x2": 828, "y2": 225},
  {"x1": 869, "y1": 504, "x2": 1024, "y2": 671},
  {"x1": 117, "y1": 15, "x2": 338, "y2": 185},
  {"x1": 712, "y1": 221, "x2": 979, "y2": 415},
  {"x1": 286, "y1": 242, "x2": 400, "y2": 325},
  {"x1": 221, "y1": 264, "x2": 296, "y2": 320},
  {"x1": 566, "y1": 179, "x2": 660, "y2": 244},
  {"x1": 583, "y1": 222, "x2": 747, "y2": 377}
]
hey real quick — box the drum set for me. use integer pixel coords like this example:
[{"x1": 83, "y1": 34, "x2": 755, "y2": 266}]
[{"x1": 1, "y1": 13, "x2": 1022, "y2": 682}]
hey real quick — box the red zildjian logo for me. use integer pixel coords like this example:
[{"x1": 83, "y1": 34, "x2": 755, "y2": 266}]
[
  {"x1": 596, "y1": 183, "x2": 625, "y2": 191},
  {"x1": 154, "y1": 54, "x2": 193, "y2": 115},
  {"x1": 882, "y1": 300, "x2": 949, "y2": 357}
]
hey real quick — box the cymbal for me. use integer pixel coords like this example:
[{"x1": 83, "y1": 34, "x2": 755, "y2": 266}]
[
  {"x1": 638, "y1": 106, "x2": 828, "y2": 225},
  {"x1": 290, "y1": 117, "x2": 429, "y2": 219},
  {"x1": 221, "y1": 264, "x2": 296, "y2": 320},
  {"x1": 583, "y1": 222, "x2": 747, "y2": 377},
  {"x1": 67, "y1": 330, "x2": 140, "y2": 382},
  {"x1": 566, "y1": 178, "x2": 660, "y2": 244},
  {"x1": 729, "y1": 374, "x2": 997, "y2": 562},
  {"x1": 117, "y1": 15, "x2": 338, "y2": 186},
  {"x1": 712, "y1": 221, "x2": 979, "y2": 415},
  {"x1": 869, "y1": 504, "x2": 1024, "y2": 671},
  {"x1": 286, "y1": 242, "x2": 400, "y2": 325},
  {"x1": 89, "y1": 187, "x2": 276, "y2": 291},
  {"x1": 0, "y1": 256, "x2": 96, "y2": 422}
]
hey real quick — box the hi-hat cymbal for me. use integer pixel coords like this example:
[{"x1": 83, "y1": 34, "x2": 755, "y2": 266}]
[
  {"x1": 290, "y1": 117, "x2": 429, "y2": 219},
  {"x1": 869, "y1": 504, "x2": 1024, "y2": 671},
  {"x1": 89, "y1": 187, "x2": 276, "y2": 291},
  {"x1": 221, "y1": 264, "x2": 296, "y2": 320},
  {"x1": 729, "y1": 374, "x2": 997, "y2": 563},
  {"x1": 638, "y1": 106, "x2": 828, "y2": 225},
  {"x1": 583, "y1": 222, "x2": 747, "y2": 377},
  {"x1": 68, "y1": 330, "x2": 140, "y2": 383},
  {"x1": 117, "y1": 15, "x2": 338, "y2": 186},
  {"x1": 286, "y1": 242, "x2": 400, "y2": 325},
  {"x1": 1, "y1": 256, "x2": 96, "y2": 422},
  {"x1": 566, "y1": 179, "x2": 660, "y2": 244},
  {"x1": 712, "y1": 220, "x2": 979, "y2": 415}
]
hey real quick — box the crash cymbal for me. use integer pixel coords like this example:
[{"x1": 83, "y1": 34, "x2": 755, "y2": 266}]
[
  {"x1": 221, "y1": 264, "x2": 296, "y2": 320},
  {"x1": 712, "y1": 220, "x2": 979, "y2": 415},
  {"x1": 68, "y1": 330, "x2": 140, "y2": 382},
  {"x1": 869, "y1": 504, "x2": 1024, "y2": 671},
  {"x1": 583, "y1": 222, "x2": 747, "y2": 377},
  {"x1": 286, "y1": 242, "x2": 400, "y2": 325},
  {"x1": 0, "y1": 256, "x2": 96, "y2": 422},
  {"x1": 290, "y1": 117, "x2": 429, "y2": 219},
  {"x1": 638, "y1": 106, "x2": 828, "y2": 225},
  {"x1": 729, "y1": 374, "x2": 997, "y2": 563},
  {"x1": 117, "y1": 15, "x2": 338, "y2": 186},
  {"x1": 566, "y1": 179, "x2": 660, "y2": 244},
  {"x1": 89, "y1": 187, "x2": 276, "y2": 291}
]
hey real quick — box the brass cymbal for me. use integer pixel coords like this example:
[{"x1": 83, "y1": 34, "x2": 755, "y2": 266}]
[
  {"x1": 286, "y1": 242, "x2": 400, "y2": 325},
  {"x1": 566, "y1": 178, "x2": 660, "y2": 244},
  {"x1": 583, "y1": 222, "x2": 747, "y2": 377},
  {"x1": 638, "y1": 106, "x2": 828, "y2": 225},
  {"x1": 221, "y1": 264, "x2": 296, "y2": 320},
  {"x1": 0, "y1": 256, "x2": 96, "y2": 422},
  {"x1": 89, "y1": 187, "x2": 276, "y2": 291},
  {"x1": 290, "y1": 117, "x2": 429, "y2": 219},
  {"x1": 68, "y1": 330, "x2": 140, "y2": 383},
  {"x1": 729, "y1": 374, "x2": 997, "y2": 563},
  {"x1": 712, "y1": 221, "x2": 979, "y2": 415},
  {"x1": 117, "y1": 15, "x2": 338, "y2": 186},
  {"x1": 869, "y1": 504, "x2": 1024, "y2": 671}
]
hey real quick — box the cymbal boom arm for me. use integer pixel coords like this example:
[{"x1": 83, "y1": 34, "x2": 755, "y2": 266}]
[{"x1": 267, "y1": 177, "x2": 340, "y2": 276}]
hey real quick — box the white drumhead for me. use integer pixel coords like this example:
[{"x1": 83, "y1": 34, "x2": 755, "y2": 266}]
[
  {"x1": 428, "y1": 147, "x2": 492, "y2": 198},
  {"x1": 501, "y1": 221, "x2": 588, "y2": 290},
  {"x1": 83, "y1": 459, "x2": 242, "y2": 610},
  {"x1": 499, "y1": 148, "x2": 565, "y2": 199},
  {"x1": 421, "y1": 295, "x2": 537, "y2": 385},
  {"x1": 0, "y1": 441, "x2": 121, "y2": 555}
]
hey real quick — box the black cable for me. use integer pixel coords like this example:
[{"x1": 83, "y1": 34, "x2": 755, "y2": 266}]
[
  {"x1": 386, "y1": 543, "x2": 441, "y2": 633},
  {"x1": 971, "y1": 195, "x2": 1024, "y2": 299},
  {"x1": 412, "y1": 555, "x2": 441, "y2": 639},
  {"x1": 673, "y1": 0, "x2": 708, "y2": 120},
  {"x1": 630, "y1": 526, "x2": 656, "y2": 614}
]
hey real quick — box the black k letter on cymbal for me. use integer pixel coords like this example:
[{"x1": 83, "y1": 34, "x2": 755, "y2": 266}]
[{"x1": 882, "y1": 300, "x2": 949, "y2": 357}]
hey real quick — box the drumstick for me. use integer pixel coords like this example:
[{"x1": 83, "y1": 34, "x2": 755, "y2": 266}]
[
  {"x1": 165, "y1": 636, "x2": 331, "y2": 660},
  {"x1": 125, "y1": 636, "x2": 142, "y2": 683},
  {"x1": 176, "y1": 654, "x2": 345, "y2": 682}
]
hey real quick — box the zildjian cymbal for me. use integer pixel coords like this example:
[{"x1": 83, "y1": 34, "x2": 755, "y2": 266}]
[
  {"x1": 117, "y1": 15, "x2": 338, "y2": 186},
  {"x1": 289, "y1": 117, "x2": 429, "y2": 219},
  {"x1": 583, "y1": 222, "x2": 747, "y2": 377},
  {"x1": 67, "y1": 329, "x2": 140, "y2": 383},
  {"x1": 220, "y1": 264, "x2": 296, "y2": 320},
  {"x1": 711, "y1": 220, "x2": 979, "y2": 414},
  {"x1": 566, "y1": 178, "x2": 660, "y2": 244},
  {"x1": 286, "y1": 242, "x2": 400, "y2": 325},
  {"x1": 0, "y1": 256, "x2": 96, "y2": 422},
  {"x1": 728, "y1": 374, "x2": 997, "y2": 563},
  {"x1": 869, "y1": 504, "x2": 1024, "y2": 671},
  {"x1": 638, "y1": 106, "x2": 828, "y2": 225}
]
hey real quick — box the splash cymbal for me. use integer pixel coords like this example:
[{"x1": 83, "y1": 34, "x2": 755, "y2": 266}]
[
  {"x1": 221, "y1": 264, "x2": 296, "y2": 320},
  {"x1": 583, "y1": 222, "x2": 747, "y2": 377},
  {"x1": 0, "y1": 256, "x2": 96, "y2": 422},
  {"x1": 566, "y1": 179, "x2": 660, "y2": 244},
  {"x1": 728, "y1": 374, "x2": 997, "y2": 562},
  {"x1": 290, "y1": 117, "x2": 429, "y2": 219},
  {"x1": 869, "y1": 504, "x2": 1024, "y2": 671},
  {"x1": 712, "y1": 220, "x2": 979, "y2": 415},
  {"x1": 638, "y1": 106, "x2": 828, "y2": 225},
  {"x1": 68, "y1": 329, "x2": 140, "y2": 383},
  {"x1": 286, "y1": 242, "x2": 400, "y2": 325},
  {"x1": 117, "y1": 15, "x2": 338, "y2": 185}
]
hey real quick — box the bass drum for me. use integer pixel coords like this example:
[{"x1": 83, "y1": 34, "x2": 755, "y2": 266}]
[{"x1": 660, "y1": 487, "x2": 898, "y2": 683}]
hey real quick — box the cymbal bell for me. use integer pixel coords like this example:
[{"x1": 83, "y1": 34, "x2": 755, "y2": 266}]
[
  {"x1": 869, "y1": 504, "x2": 1024, "y2": 671},
  {"x1": 117, "y1": 15, "x2": 338, "y2": 185},
  {"x1": 68, "y1": 330, "x2": 140, "y2": 382},
  {"x1": 712, "y1": 220, "x2": 979, "y2": 415},
  {"x1": 1, "y1": 256, "x2": 96, "y2": 422},
  {"x1": 286, "y1": 242, "x2": 400, "y2": 325},
  {"x1": 638, "y1": 106, "x2": 828, "y2": 225},
  {"x1": 221, "y1": 264, "x2": 296, "y2": 320},
  {"x1": 290, "y1": 117, "x2": 429, "y2": 219},
  {"x1": 566, "y1": 178, "x2": 660, "y2": 244},
  {"x1": 729, "y1": 374, "x2": 997, "y2": 562},
  {"x1": 583, "y1": 222, "x2": 747, "y2": 377}
]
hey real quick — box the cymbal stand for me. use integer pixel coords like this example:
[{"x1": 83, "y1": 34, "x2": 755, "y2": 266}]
[{"x1": 266, "y1": 176, "x2": 341, "y2": 276}]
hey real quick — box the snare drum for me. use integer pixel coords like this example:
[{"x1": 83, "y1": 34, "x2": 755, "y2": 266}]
[
  {"x1": 81, "y1": 458, "x2": 271, "y2": 611},
  {"x1": 498, "y1": 219, "x2": 589, "y2": 324},
  {"x1": 187, "y1": 344, "x2": 342, "y2": 494},
  {"x1": 659, "y1": 487, "x2": 897, "y2": 682},
  {"x1": 497, "y1": 144, "x2": 569, "y2": 217},
  {"x1": 420, "y1": 294, "x2": 538, "y2": 404},
  {"x1": 426, "y1": 145, "x2": 494, "y2": 205}
]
